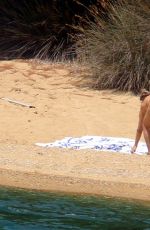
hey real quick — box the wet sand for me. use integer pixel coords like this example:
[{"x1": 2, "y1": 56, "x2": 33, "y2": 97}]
[
  {"x1": 0, "y1": 144, "x2": 150, "y2": 201},
  {"x1": 0, "y1": 60, "x2": 149, "y2": 201}
]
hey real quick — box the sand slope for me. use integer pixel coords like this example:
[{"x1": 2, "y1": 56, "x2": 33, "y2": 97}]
[{"x1": 0, "y1": 59, "x2": 139, "y2": 145}]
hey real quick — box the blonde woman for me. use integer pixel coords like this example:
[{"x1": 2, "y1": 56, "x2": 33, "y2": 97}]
[{"x1": 131, "y1": 89, "x2": 150, "y2": 155}]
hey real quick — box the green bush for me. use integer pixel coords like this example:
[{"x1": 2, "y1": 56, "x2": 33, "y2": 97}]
[{"x1": 77, "y1": 0, "x2": 150, "y2": 94}]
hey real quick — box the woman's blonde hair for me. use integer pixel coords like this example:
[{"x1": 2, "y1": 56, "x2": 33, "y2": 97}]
[{"x1": 140, "y1": 89, "x2": 150, "y2": 101}]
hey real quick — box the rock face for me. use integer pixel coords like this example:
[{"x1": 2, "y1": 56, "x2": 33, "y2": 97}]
[{"x1": 0, "y1": 0, "x2": 114, "y2": 59}]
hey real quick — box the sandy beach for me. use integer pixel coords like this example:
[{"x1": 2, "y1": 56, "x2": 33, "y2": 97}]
[{"x1": 0, "y1": 59, "x2": 150, "y2": 201}]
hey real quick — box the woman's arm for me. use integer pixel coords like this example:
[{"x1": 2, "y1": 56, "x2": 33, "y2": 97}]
[{"x1": 131, "y1": 107, "x2": 143, "y2": 153}]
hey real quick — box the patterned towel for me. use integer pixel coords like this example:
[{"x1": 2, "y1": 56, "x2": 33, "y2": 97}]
[{"x1": 36, "y1": 136, "x2": 147, "y2": 155}]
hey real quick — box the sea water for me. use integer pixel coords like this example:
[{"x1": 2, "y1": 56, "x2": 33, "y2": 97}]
[{"x1": 0, "y1": 187, "x2": 150, "y2": 230}]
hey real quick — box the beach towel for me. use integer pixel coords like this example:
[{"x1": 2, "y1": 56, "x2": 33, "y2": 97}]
[{"x1": 35, "y1": 136, "x2": 147, "y2": 155}]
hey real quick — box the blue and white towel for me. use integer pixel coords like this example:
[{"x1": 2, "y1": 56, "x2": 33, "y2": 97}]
[{"x1": 36, "y1": 136, "x2": 147, "y2": 155}]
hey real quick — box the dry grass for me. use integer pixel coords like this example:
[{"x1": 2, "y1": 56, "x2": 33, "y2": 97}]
[
  {"x1": 0, "y1": 0, "x2": 111, "y2": 60},
  {"x1": 77, "y1": 0, "x2": 150, "y2": 94}
]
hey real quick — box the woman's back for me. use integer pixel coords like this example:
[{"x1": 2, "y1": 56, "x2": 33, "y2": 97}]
[{"x1": 141, "y1": 95, "x2": 150, "y2": 112}]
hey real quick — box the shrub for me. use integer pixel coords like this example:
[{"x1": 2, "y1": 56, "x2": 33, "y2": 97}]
[
  {"x1": 0, "y1": 0, "x2": 112, "y2": 60},
  {"x1": 77, "y1": 0, "x2": 150, "y2": 94}
]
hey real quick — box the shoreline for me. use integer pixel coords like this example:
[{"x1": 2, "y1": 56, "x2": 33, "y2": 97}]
[
  {"x1": 0, "y1": 144, "x2": 150, "y2": 202},
  {"x1": 1, "y1": 168, "x2": 150, "y2": 202}
]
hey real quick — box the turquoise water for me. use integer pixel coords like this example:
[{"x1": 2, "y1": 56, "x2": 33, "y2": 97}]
[{"x1": 0, "y1": 187, "x2": 150, "y2": 230}]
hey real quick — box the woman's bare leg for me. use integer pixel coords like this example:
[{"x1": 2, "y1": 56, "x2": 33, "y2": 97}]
[
  {"x1": 143, "y1": 126, "x2": 150, "y2": 153},
  {"x1": 143, "y1": 104, "x2": 150, "y2": 154}
]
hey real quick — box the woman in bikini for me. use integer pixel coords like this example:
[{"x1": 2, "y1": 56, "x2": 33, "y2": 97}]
[{"x1": 131, "y1": 89, "x2": 150, "y2": 155}]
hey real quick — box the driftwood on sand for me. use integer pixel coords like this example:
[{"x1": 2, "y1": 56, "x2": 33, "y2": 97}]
[{"x1": 1, "y1": 97, "x2": 35, "y2": 108}]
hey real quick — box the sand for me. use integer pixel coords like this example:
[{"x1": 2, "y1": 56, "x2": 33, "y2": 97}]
[{"x1": 0, "y1": 59, "x2": 149, "y2": 201}]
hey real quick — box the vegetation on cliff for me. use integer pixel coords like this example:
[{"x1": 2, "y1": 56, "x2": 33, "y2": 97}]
[
  {"x1": 77, "y1": 0, "x2": 150, "y2": 93},
  {"x1": 0, "y1": 0, "x2": 113, "y2": 59},
  {"x1": 0, "y1": 0, "x2": 149, "y2": 93}
]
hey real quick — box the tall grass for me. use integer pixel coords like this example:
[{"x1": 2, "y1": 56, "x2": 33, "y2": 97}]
[
  {"x1": 0, "y1": 0, "x2": 70, "y2": 59},
  {"x1": 77, "y1": 0, "x2": 150, "y2": 94},
  {"x1": 0, "y1": 0, "x2": 111, "y2": 60}
]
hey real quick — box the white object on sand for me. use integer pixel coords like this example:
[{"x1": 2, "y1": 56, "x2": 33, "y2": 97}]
[
  {"x1": 1, "y1": 97, "x2": 35, "y2": 108},
  {"x1": 35, "y1": 136, "x2": 147, "y2": 155}
]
